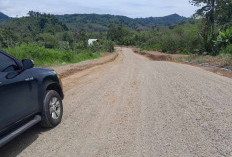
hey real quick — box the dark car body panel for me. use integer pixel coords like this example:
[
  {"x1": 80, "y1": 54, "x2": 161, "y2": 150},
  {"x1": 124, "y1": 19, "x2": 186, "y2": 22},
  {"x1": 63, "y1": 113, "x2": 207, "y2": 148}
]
[
  {"x1": 0, "y1": 50, "x2": 64, "y2": 138},
  {"x1": 0, "y1": 70, "x2": 39, "y2": 133}
]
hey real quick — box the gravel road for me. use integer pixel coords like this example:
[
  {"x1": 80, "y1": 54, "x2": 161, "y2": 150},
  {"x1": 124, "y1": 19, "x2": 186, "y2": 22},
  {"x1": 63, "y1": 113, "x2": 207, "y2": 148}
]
[{"x1": 1, "y1": 47, "x2": 232, "y2": 157}]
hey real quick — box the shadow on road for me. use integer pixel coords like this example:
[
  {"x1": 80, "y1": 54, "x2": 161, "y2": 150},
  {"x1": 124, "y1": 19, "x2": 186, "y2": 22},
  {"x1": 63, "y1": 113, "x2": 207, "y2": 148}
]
[{"x1": 0, "y1": 124, "x2": 51, "y2": 157}]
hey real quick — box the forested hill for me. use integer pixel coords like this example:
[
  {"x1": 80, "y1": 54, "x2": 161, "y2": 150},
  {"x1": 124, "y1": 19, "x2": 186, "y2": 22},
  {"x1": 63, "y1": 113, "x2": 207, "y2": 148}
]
[
  {"x1": 0, "y1": 12, "x2": 10, "y2": 22},
  {"x1": 135, "y1": 14, "x2": 189, "y2": 28},
  {"x1": 0, "y1": 12, "x2": 68, "y2": 35},
  {"x1": 0, "y1": 12, "x2": 190, "y2": 31},
  {"x1": 56, "y1": 13, "x2": 190, "y2": 31},
  {"x1": 56, "y1": 14, "x2": 137, "y2": 31}
]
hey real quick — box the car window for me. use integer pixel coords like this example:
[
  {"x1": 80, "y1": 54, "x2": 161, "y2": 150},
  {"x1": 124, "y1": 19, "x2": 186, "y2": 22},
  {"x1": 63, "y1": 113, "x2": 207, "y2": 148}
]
[{"x1": 0, "y1": 53, "x2": 18, "y2": 72}]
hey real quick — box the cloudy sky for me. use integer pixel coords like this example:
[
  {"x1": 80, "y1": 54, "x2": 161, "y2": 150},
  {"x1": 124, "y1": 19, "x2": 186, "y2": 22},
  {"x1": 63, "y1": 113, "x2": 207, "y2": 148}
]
[{"x1": 0, "y1": 0, "x2": 197, "y2": 18}]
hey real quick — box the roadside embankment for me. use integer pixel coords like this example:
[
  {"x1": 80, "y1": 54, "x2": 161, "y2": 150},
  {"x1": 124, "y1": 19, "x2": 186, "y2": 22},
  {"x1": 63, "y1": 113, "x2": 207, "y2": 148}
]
[
  {"x1": 52, "y1": 52, "x2": 118, "y2": 78},
  {"x1": 132, "y1": 47, "x2": 188, "y2": 61},
  {"x1": 178, "y1": 55, "x2": 232, "y2": 78},
  {"x1": 132, "y1": 47, "x2": 232, "y2": 78},
  {"x1": 184, "y1": 55, "x2": 232, "y2": 70}
]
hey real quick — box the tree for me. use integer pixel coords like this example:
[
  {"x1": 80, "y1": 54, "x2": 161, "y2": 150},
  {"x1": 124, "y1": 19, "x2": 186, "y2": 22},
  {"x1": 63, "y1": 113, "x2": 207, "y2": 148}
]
[
  {"x1": 190, "y1": 0, "x2": 218, "y2": 54},
  {"x1": 190, "y1": 0, "x2": 232, "y2": 54},
  {"x1": 75, "y1": 29, "x2": 88, "y2": 49},
  {"x1": 107, "y1": 24, "x2": 131, "y2": 45},
  {"x1": 62, "y1": 31, "x2": 74, "y2": 44},
  {"x1": 28, "y1": 11, "x2": 41, "y2": 17},
  {"x1": 37, "y1": 33, "x2": 58, "y2": 48},
  {"x1": 216, "y1": 0, "x2": 232, "y2": 29},
  {"x1": 0, "y1": 28, "x2": 16, "y2": 48},
  {"x1": 107, "y1": 24, "x2": 117, "y2": 41}
]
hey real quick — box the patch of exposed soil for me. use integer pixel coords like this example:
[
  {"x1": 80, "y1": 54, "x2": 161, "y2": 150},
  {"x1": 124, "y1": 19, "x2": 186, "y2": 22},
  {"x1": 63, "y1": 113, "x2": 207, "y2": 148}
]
[
  {"x1": 133, "y1": 48, "x2": 188, "y2": 61},
  {"x1": 52, "y1": 52, "x2": 118, "y2": 79}
]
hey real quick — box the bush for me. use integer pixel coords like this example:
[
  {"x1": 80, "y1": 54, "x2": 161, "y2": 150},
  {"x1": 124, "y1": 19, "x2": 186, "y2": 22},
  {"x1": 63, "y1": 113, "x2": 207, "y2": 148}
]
[
  {"x1": 104, "y1": 40, "x2": 115, "y2": 52},
  {"x1": 141, "y1": 43, "x2": 163, "y2": 51},
  {"x1": 181, "y1": 49, "x2": 192, "y2": 55},
  {"x1": 87, "y1": 40, "x2": 115, "y2": 53},
  {"x1": 216, "y1": 27, "x2": 232, "y2": 48},
  {"x1": 220, "y1": 44, "x2": 232, "y2": 55},
  {"x1": 0, "y1": 28, "x2": 16, "y2": 48},
  {"x1": 37, "y1": 34, "x2": 59, "y2": 48},
  {"x1": 126, "y1": 21, "x2": 202, "y2": 54},
  {"x1": 59, "y1": 41, "x2": 71, "y2": 51},
  {"x1": 4, "y1": 43, "x2": 101, "y2": 66}
]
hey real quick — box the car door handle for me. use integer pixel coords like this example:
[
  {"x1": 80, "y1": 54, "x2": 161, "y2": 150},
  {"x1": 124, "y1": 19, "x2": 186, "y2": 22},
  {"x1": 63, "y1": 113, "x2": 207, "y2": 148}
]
[{"x1": 25, "y1": 77, "x2": 34, "y2": 81}]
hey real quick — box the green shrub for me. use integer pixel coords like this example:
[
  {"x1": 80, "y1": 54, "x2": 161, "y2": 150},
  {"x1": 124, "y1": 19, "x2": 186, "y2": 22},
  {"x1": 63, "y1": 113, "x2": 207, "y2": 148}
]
[
  {"x1": 141, "y1": 43, "x2": 163, "y2": 51},
  {"x1": 0, "y1": 28, "x2": 16, "y2": 48},
  {"x1": 59, "y1": 41, "x2": 70, "y2": 51},
  {"x1": 104, "y1": 40, "x2": 115, "y2": 52},
  {"x1": 220, "y1": 44, "x2": 232, "y2": 55},
  {"x1": 37, "y1": 34, "x2": 59, "y2": 48},
  {"x1": 216, "y1": 27, "x2": 232, "y2": 48},
  {"x1": 181, "y1": 49, "x2": 192, "y2": 55},
  {"x1": 4, "y1": 43, "x2": 101, "y2": 66}
]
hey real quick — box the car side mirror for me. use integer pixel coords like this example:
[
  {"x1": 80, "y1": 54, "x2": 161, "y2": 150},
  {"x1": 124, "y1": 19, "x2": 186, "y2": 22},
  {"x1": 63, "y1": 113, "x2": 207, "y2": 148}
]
[{"x1": 22, "y1": 59, "x2": 34, "y2": 70}]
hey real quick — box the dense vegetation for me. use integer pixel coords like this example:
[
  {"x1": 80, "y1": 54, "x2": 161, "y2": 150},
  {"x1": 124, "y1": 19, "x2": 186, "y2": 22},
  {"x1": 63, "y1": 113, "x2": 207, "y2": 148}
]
[
  {"x1": 0, "y1": 12, "x2": 114, "y2": 66},
  {"x1": 5, "y1": 43, "x2": 101, "y2": 66},
  {"x1": 107, "y1": 0, "x2": 232, "y2": 58},
  {"x1": 107, "y1": 21, "x2": 202, "y2": 54},
  {"x1": 135, "y1": 14, "x2": 189, "y2": 28}
]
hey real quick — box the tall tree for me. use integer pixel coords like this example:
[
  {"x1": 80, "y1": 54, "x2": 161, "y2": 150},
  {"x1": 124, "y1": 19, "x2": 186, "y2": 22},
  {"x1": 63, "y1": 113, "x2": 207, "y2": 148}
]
[
  {"x1": 190, "y1": 0, "x2": 232, "y2": 54},
  {"x1": 107, "y1": 24, "x2": 131, "y2": 45},
  {"x1": 190, "y1": 0, "x2": 218, "y2": 54},
  {"x1": 216, "y1": 0, "x2": 232, "y2": 29}
]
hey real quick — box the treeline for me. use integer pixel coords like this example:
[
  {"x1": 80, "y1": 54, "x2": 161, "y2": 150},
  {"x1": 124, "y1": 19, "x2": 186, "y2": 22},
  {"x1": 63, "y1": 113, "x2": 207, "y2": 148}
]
[
  {"x1": 0, "y1": 11, "x2": 113, "y2": 51},
  {"x1": 0, "y1": 11, "x2": 114, "y2": 65},
  {"x1": 56, "y1": 13, "x2": 189, "y2": 31},
  {"x1": 107, "y1": 21, "x2": 201, "y2": 54},
  {"x1": 107, "y1": 0, "x2": 232, "y2": 56}
]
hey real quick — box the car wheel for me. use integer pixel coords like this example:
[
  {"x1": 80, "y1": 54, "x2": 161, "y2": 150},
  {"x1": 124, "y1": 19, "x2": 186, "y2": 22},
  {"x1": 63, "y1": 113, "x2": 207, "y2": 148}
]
[{"x1": 40, "y1": 90, "x2": 63, "y2": 128}]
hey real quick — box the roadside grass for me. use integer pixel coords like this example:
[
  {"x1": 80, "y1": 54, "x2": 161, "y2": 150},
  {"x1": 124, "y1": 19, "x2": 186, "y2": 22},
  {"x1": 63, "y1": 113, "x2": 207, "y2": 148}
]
[
  {"x1": 184, "y1": 53, "x2": 232, "y2": 67},
  {"x1": 4, "y1": 43, "x2": 101, "y2": 66},
  {"x1": 134, "y1": 47, "x2": 232, "y2": 68}
]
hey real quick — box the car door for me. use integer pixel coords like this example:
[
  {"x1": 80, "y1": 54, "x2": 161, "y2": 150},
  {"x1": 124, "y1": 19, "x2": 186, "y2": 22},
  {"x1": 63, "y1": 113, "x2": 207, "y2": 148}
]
[{"x1": 0, "y1": 52, "x2": 38, "y2": 133}]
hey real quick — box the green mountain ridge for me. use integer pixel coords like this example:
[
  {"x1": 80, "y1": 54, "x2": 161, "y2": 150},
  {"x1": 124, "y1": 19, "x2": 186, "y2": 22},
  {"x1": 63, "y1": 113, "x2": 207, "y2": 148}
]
[
  {"x1": 0, "y1": 12, "x2": 11, "y2": 22},
  {"x1": 56, "y1": 13, "x2": 190, "y2": 31},
  {"x1": 135, "y1": 14, "x2": 189, "y2": 27},
  {"x1": 0, "y1": 12, "x2": 68, "y2": 44},
  {"x1": 0, "y1": 12, "x2": 190, "y2": 31}
]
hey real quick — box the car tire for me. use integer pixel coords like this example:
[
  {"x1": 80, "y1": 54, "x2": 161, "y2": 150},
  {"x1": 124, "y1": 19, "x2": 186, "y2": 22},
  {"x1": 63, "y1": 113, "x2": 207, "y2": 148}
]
[{"x1": 40, "y1": 90, "x2": 63, "y2": 128}]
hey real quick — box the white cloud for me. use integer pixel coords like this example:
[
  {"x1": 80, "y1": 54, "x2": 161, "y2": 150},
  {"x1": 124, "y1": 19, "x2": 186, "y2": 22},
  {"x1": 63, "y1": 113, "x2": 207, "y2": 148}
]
[{"x1": 0, "y1": 0, "x2": 198, "y2": 18}]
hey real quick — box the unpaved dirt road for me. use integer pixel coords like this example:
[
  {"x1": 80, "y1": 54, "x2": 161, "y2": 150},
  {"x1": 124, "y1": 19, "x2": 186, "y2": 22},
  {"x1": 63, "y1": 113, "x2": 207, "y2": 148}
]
[{"x1": 1, "y1": 48, "x2": 232, "y2": 157}]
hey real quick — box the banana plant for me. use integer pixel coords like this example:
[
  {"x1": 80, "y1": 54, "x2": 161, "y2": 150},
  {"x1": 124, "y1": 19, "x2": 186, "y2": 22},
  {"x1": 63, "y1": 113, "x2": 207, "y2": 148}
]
[{"x1": 216, "y1": 27, "x2": 232, "y2": 48}]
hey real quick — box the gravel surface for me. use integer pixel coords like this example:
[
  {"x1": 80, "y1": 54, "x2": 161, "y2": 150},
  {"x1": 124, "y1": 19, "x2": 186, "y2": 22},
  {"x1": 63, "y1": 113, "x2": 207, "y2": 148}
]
[
  {"x1": 1, "y1": 47, "x2": 232, "y2": 157},
  {"x1": 52, "y1": 52, "x2": 118, "y2": 78}
]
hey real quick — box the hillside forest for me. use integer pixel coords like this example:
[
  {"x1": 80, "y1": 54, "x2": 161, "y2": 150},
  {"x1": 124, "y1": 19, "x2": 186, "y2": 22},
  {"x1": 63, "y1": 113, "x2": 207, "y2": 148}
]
[{"x1": 0, "y1": 0, "x2": 232, "y2": 66}]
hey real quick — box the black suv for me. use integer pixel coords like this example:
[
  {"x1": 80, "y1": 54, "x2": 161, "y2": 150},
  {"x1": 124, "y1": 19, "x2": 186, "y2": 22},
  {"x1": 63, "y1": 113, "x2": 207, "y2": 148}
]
[{"x1": 0, "y1": 50, "x2": 64, "y2": 147}]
